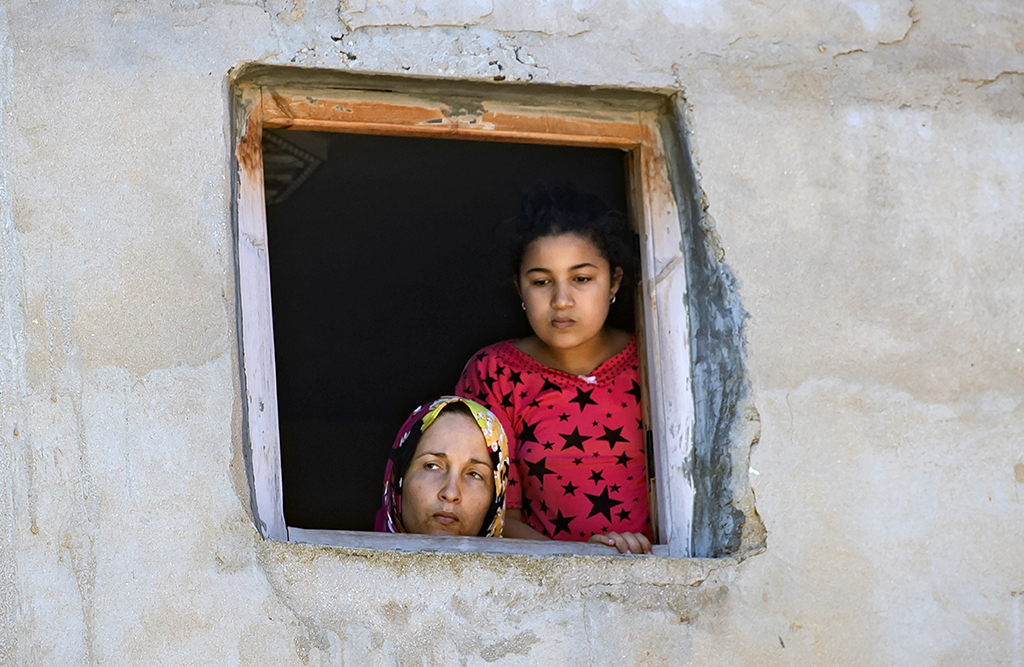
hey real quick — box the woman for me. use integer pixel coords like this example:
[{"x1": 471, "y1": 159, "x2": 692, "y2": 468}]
[{"x1": 375, "y1": 396, "x2": 509, "y2": 537}]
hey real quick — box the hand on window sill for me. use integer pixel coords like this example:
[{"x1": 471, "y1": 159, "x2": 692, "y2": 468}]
[{"x1": 588, "y1": 531, "x2": 652, "y2": 555}]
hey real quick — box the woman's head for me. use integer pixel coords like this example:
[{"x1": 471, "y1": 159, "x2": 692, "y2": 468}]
[
  {"x1": 377, "y1": 397, "x2": 508, "y2": 537},
  {"x1": 512, "y1": 185, "x2": 632, "y2": 351}
]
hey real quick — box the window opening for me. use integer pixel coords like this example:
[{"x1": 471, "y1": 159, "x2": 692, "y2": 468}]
[
  {"x1": 231, "y1": 73, "x2": 697, "y2": 557},
  {"x1": 264, "y1": 130, "x2": 634, "y2": 531}
]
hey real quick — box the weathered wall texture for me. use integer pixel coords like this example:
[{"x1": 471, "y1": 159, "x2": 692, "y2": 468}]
[{"x1": 0, "y1": 0, "x2": 1021, "y2": 665}]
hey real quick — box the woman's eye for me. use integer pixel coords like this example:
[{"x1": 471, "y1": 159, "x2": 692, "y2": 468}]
[
  {"x1": 574, "y1": 275, "x2": 592, "y2": 283},
  {"x1": 424, "y1": 462, "x2": 441, "y2": 470},
  {"x1": 468, "y1": 470, "x2": 486, "y2": 480},
  {"x1": 532, "y1": 279, "x2": 549, "y2": 286}
]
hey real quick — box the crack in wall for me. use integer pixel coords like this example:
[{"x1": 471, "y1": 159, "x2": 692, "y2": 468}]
[
  {"x1": 961, "y1": 70, "x2": 1024, "y2": 89},
  {"x1": 882, "y1": 0, "x2": 918, "y2": 47},
  {"x1": 296, "y1": 24, "x2": 552, "y2": 82},
  {"x1": 831, "y1": 0, "x2": 918, "y2": 59},
  {"x1": 257, "y1": 0, "x2": 285, "y2": 61}
]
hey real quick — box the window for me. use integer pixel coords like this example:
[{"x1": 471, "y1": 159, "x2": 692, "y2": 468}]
[
  {"x1": 264, "y1": 130, "x2": 635, "y2": 534},
  {"x1": 231, "y1": 68, "x2": 697, "y2": 557}
]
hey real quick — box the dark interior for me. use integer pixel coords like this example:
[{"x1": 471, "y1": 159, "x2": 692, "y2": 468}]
[{"x1": 264, "y1": 129, "x2": 633, "y2": 530}]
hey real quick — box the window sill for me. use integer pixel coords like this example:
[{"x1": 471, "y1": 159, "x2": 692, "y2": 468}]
[{"x1": 288, "y1": 528, "x2": 670, "y2": 557}]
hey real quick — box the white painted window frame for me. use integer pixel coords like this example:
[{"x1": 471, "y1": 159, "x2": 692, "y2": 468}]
[{"x1": 231, "y1": 79, "x2": 696, "y2": 558}]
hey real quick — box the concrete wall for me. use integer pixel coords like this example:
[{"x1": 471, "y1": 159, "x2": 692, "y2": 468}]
[{"x1": 0, "y1": 0, "x2": 1021, "y2": 664}]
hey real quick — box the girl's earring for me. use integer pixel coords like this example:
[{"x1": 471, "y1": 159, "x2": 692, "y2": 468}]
[
  {"x1": 610, "y1": 295, "x2": 617, "y2": 304},
  {"x1": 521, "y1": 302, "x2": 526, "y2": 311}
]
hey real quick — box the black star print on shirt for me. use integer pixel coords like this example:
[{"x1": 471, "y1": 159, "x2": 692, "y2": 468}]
[
  {"x1": 573, "y1": 457, "x2": 583, "y2": 466},
  {"x1": 551, "y1": 510, "x2": 575, "y2": 537},
  {"x1": 558, "y1": 412, "x2": 569, "y2": 422},
  {"x1": 494, "y1": 363, "x2": 506, "y2": 377},
  {"x1": 596, "y1": 426, "x2": 629, "y2": 450},
  {"x1": 541, "y1": 441, "x2": 554, "y2": 450},
  {"x1": 569, "y1": 388, "x2": 598, "y2": 412},
  {"x1": 540, "y1": 379, "x2": 562, "y2": 394},
  {"x1": 525, "y1": 457, "x2": 555, "y2": 486},
  {"x1": 588, "y1": 469, "x2": 604, "y2": 484},
  {"x1": 501, "y1": 390, "x2": 514, "y2": 408},
  {"x1": 615, "y1": 452, "x2": 633, "y2": 467},
  {"x1": 562, "y1": 481, "x2": 579, "y2": 496},
  {"x1": 626, "y1": 380, "x2": 642, "y2": 404},
  {"x1": 584, "y1": 486, "x2": 623, "y2": 522},
  {"x1": 559, "y1": 426, "x2": 591, "y2": 452},
  {"x1": 518, "y1": 419, "x2": 540, "y2": 445},
  {"x1": 616, "y1": 509, "x2": 632, "y2": 521},
  {"x1": 508, "y1": 370, "x2": 524, "y2": 387}
]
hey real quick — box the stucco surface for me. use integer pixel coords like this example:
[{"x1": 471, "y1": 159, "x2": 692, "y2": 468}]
[{"x1": 0, "y1": 0, "x2": 1021, "y2": 665}]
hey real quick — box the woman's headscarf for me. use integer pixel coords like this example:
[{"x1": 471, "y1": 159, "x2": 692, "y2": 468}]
[{"x1": 374, "y1": 396, "x2": 509, "y2": 537}]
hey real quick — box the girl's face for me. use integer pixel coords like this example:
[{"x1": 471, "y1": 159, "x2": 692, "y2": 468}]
[
  {"x1": 400, "y1": 411, "x2": 495, "y2": 536},
  {"x1": 518, "y1": 233, "x2": 623, "y2": 352}
]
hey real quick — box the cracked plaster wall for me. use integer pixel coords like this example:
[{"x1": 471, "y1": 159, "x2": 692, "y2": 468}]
[{"x1": 0, "y1": 0, "x2": 1022, "y2": 665}]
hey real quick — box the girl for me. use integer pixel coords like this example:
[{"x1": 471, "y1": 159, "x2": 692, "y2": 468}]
[
  {"x1": 456, "y1": 185, "x2": 652, "y2": 554},
  {"x1": 376, "y1": 397, "x2": 509, "y2": 537}
]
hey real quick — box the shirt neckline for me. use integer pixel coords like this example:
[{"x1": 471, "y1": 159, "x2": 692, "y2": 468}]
[{"x1": 493, "y1": 336, "x2": 637, "y2": 387}]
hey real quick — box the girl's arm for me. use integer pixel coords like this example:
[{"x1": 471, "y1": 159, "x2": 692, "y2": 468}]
[{"x1": 502, "y1": 509, "x2": 548, "y2": 540}]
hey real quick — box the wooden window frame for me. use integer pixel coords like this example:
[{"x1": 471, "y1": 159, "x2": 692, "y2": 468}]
[{"x1": 231, "y1": 78, "x2": 696, "y2": 558}]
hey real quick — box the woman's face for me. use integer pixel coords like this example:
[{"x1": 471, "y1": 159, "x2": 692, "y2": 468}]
[
  {"x1": 400, "y1": 411, "x2": 495, "y2": 537},
  {"x1": 518, "y1": 233, "x2": 623, "y2": 352}
]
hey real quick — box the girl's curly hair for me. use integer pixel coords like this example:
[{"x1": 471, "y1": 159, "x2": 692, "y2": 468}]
[{"x1": 510, "y1": 184, "x2": 634, "y2": 281}]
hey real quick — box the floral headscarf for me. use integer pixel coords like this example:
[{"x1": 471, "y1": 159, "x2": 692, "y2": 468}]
[{"x1": 374, "y1": 396, "x2": 509, "y2": 537}]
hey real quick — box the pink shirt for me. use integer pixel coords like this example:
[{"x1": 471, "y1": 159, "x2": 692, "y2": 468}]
[{"x1": 456, "y1": 338, "x2": 651, "y2": 541}]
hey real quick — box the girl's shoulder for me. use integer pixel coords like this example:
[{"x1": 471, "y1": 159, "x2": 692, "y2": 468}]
[{"x1": 463, "y1": 340, "x2": 519, "y2": 367}]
